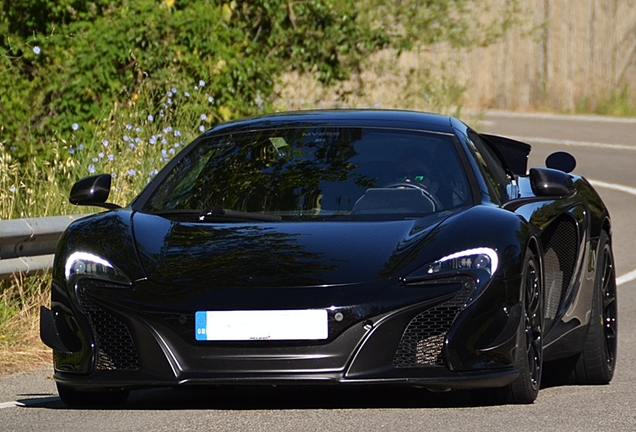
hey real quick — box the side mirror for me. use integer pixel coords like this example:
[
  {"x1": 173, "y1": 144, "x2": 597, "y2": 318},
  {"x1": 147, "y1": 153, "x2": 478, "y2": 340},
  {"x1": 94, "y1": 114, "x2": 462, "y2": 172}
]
[
  {"x1": 530, "y1": 168, "x2": 576, "y2": 197},
  {"x1": 69, "y1": 174, "x2": 121, "y2": 209},
  {"x1": 546, "y1": 152, "x2": 576, "y2": 173}
]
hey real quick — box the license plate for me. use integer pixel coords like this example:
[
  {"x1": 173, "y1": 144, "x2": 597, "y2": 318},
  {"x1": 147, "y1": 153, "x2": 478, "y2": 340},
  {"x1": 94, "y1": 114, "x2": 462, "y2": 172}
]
[{"x1": 195, "y1": 310, "x2": 328, "y2": 341}]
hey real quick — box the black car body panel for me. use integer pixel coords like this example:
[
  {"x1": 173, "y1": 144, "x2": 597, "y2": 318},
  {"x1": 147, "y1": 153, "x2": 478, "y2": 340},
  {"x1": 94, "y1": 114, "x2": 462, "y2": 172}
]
[{"x1": 41, "y1": 110, "x2": 614, "y2": 403}]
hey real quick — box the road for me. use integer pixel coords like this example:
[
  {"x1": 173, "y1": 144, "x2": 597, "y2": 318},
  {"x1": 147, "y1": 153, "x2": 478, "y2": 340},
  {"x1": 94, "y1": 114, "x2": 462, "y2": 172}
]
[{"x1": 2, "y1": 111, "x2": 635, "y2": 431}]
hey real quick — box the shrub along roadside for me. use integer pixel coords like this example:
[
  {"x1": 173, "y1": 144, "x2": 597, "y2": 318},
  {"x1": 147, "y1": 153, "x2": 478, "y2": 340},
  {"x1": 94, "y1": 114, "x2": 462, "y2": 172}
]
[{"x1": 0, "y1": 0, "x2": 389, "y2": 163}]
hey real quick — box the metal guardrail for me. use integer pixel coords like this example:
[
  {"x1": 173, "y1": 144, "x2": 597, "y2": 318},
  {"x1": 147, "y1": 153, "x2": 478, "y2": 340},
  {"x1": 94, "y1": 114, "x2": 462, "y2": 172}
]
[{"x1": 0, "y1": 215, "x2": 90, "y2": 280}]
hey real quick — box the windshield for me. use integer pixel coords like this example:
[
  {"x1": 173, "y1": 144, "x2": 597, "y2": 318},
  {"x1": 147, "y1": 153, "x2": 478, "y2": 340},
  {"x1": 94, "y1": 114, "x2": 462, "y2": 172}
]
[{"x1": 141, "y1": 127, "x2": 472, "y2": 220}]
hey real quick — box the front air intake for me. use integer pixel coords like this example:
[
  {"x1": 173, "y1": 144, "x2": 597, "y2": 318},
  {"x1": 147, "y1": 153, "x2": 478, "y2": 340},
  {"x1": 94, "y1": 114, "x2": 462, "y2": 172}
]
[
  {"x1": 393, "y1": 285, "x2": 472, "y2": 368},
  {"x1": 77, "y1": 281, "x2": 140, "y2": 371}
]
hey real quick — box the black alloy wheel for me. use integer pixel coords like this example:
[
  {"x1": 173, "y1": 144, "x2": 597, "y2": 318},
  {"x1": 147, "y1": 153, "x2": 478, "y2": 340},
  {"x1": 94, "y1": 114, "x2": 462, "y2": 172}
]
[
  {"x1": 573, "y1": 230, "x2": 617, "y2": 384},
  {"x1": 497, "y1": 248, "x2": 543, "y2": 404},
  {"x1": 599, "y1": 236, "x2": 618, "y2": 372}
]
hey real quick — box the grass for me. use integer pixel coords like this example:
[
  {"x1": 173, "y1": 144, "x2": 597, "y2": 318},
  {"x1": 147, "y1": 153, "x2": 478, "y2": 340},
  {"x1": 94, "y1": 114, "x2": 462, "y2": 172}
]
[
  {"x1": 575, "y1": 86, "x2": 636, "y2": 118},
  {"x1": 0, "y1": 275, "x2": 51, "y2": 376}
]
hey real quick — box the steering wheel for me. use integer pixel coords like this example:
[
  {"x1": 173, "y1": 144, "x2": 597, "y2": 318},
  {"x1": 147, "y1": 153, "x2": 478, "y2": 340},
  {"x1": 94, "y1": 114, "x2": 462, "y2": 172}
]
[{"x1": 382, "y1": 182, "x2": 442, "y2": 211}]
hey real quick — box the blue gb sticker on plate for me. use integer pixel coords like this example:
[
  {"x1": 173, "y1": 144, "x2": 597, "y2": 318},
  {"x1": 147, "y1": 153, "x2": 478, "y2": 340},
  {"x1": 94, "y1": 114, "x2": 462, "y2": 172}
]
[{"x1": 195, "y1": 311, "x2": 207, "y2": 340}]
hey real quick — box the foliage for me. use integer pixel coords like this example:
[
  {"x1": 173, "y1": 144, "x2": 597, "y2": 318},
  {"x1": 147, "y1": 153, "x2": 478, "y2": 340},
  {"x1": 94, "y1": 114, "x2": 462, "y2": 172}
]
[
  {"x1": 576, "y1": 85, "x2": 636, "y2": 118},
  {"x1": 0, "y1": 0, "x2": 524, "y2": 164},
  {"x1": 356, "y1": 0, "x2": 521, "y2": 52},
  {"x1": 0, "y1": 0, "x2": 389, "y2": 162},
  {"x1": 0, "y1": 78, "x2": 226, "y2": 219},
  {"x1": 275, "y1": 0, "x2": 520, "y2": 114}
]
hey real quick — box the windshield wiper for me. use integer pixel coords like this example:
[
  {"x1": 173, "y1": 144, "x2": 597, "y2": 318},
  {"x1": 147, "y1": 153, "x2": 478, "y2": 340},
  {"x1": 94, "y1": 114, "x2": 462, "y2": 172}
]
[{"x1": 198, "y1": 205, "x2": 281, "y2": 222}]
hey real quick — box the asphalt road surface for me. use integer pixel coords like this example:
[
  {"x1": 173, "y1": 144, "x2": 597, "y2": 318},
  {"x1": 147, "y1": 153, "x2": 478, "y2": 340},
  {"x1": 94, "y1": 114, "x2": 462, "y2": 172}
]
[{"x1": 2, "y1": 111, "x2": 635, "y2": 431}]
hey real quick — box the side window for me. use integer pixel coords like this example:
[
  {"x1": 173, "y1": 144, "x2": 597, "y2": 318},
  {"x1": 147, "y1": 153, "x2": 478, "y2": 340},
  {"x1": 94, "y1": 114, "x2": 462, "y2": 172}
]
[{"x1": 465, "y1": 130, "x2": 510, "y2": 202}]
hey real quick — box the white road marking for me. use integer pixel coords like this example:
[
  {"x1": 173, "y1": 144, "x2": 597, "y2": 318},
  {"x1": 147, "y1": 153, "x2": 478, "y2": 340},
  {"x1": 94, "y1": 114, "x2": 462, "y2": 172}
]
[
  {"x1": 505, "y1": 135, "x2": 636, "y2": 151},
  {"x1": 587, "y1": 180, "x2": 636, "y2": 285},
  {"x1": 0, "y1": 401, "x2": 25, "y2": 409},
  {"x1": 589, "y1": 179, "x2": 636, "y2": 197},
  {"x1": 616, "y1": 269, "x2": 636, "y2": 286},
  {"x1": 483, "y1": 109, "x2": 636, "y2": 124},
  {"x1": 0, "y1": 397, "x2": 59, "y2": 410}
]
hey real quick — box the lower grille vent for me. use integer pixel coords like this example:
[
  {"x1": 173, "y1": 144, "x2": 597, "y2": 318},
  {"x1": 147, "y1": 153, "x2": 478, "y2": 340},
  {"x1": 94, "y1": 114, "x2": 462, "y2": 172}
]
[
  {"x1": 393, "y1": 286, "x2": 472, "y2": 368},
  {"x1": 77, "y1": 285, "x2": 140, "y2": 371}
]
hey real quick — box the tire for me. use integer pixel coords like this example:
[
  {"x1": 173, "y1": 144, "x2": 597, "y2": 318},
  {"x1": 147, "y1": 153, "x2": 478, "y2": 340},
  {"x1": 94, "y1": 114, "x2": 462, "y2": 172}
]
[
  {"x1": 57, "y1": 383, "x2": 129, "y2": 408},
  {"x1": 496, "y1": 248, "x2": 544, "y2": 404},
  {"x1": 572, "y1": 230, "x2": 617, "y2": 384}
]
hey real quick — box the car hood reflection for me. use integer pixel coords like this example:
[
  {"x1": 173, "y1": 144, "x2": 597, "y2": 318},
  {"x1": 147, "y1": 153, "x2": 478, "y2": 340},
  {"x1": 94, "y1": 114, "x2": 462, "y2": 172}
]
[{"x1": 132, "y1": 212, "x2": 451, "y2": 287}]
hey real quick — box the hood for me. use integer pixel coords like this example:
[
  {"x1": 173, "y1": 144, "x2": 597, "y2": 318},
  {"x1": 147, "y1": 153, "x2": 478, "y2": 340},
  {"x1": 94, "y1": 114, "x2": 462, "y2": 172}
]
[{"x1": 131, "y1": 212, "x2": 453, "y2": 287}]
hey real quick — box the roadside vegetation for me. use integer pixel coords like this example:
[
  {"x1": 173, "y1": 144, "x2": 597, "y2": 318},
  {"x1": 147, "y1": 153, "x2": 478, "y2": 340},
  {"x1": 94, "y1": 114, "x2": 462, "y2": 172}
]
[
  {"x1": 0, "y1": 0, "x2": 537, "y2": 375},
  {"x1": 575, "y1": 85, "x2": 636, "y2": 118}
]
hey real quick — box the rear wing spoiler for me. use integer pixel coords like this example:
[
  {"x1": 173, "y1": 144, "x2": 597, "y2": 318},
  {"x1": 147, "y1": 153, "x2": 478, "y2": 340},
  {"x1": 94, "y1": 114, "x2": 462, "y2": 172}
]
[{"x1": 481, "y1": 134, "x2": 532, "y2": 176}]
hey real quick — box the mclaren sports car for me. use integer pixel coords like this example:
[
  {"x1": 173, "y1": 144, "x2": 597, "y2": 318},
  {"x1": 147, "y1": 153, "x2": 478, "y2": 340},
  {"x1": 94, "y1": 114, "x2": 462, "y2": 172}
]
[{"x1": 40, "y1": 110, "x2": 617, "y2": 406}]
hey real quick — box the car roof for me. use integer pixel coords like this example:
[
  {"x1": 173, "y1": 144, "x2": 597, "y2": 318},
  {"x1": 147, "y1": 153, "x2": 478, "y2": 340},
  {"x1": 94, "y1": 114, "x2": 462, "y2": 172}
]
[{"x1": 206, "y1": 110, "x2": 458, "y2": 135}]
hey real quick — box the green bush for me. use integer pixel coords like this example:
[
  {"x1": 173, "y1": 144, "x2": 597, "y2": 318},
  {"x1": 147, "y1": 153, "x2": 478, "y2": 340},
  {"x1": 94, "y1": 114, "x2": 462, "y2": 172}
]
[
  {"x1": 0, "y1": 0, "x2": 389, "y2": 162},
  {"x1": 1, "y1": 0, "x2": 522, "y2": 164}
]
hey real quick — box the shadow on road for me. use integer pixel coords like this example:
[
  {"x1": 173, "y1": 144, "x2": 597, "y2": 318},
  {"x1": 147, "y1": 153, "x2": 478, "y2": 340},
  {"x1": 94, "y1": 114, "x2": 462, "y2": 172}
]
[{"x1": 18, "y1": 385, "x2": 502, "y2": 411}]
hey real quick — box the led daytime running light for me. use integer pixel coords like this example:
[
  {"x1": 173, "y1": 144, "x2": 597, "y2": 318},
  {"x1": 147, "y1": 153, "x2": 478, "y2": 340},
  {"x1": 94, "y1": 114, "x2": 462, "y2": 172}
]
[
  {"x1": 428, "y1": 247, "x2": 499, "y2": 275},
  {"x1": 65, "y1": 252, "x2": 114, "y2": 279}
]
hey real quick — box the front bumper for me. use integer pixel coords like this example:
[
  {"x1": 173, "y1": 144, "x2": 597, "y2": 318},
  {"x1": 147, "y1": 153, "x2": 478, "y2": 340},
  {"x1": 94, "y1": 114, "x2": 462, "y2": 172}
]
[{"x1": 41, "y1": 275, "x2": 523, "y2": 391}]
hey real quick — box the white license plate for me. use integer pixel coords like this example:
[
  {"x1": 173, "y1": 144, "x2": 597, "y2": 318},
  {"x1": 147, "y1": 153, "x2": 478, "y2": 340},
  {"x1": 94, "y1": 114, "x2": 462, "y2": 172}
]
[{"x1": 195, "y1": 310, "x2": 328, "y2": 341}]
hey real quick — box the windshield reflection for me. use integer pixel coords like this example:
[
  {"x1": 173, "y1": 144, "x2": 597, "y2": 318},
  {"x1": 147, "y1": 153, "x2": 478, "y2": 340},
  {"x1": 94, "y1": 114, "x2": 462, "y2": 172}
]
[{"x1": 143, "y1": 127, "x2": 471, "y2": 220}]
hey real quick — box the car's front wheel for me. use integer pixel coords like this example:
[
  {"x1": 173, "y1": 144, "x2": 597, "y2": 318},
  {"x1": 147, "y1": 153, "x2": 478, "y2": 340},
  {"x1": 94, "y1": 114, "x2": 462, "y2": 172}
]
[
  {"x1": 497, "y1": 248, "x2": 543, "y2": 404},
  {"x1": 56, "y1": 383, "x2": 129, "y2": 408},
  {"x1": 572, "y1": 230, "x2": 617, "y2": 384}
]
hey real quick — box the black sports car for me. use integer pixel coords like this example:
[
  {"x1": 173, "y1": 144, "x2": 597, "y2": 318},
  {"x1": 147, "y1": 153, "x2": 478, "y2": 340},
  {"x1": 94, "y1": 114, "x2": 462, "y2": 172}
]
[{"x1": 40, "y1": 110, "x2": 617, "y2": 406}]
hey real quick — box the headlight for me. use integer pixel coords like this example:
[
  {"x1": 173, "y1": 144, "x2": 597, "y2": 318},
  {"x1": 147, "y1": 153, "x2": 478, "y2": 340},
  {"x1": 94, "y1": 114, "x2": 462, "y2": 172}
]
[
  {"x1": 64, "y1": 252, "x2": 131, "y2": 286},
  {"x1": 399, "y1": 247, "x2": 499, "y2": 311},
  {"x1": 426, "y1": 247, "x2": 499, "y2": 276}
]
